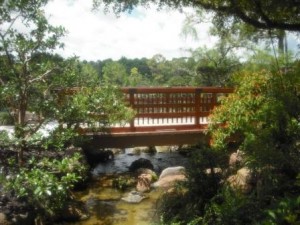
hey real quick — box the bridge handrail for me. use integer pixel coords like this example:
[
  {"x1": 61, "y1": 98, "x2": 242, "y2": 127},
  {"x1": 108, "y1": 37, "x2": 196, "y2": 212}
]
[
  {"x1": 121, "y1": 87, "x2": 233, "y2": 93},
  {"x1": 53, "y1": 86, "x2": 234, "y2": 133},
  {"x1": 117, "y1": 87, "x2": 233, "y2": 133}
]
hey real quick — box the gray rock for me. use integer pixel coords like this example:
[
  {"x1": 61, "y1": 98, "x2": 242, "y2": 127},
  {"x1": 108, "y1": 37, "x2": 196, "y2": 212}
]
[
  {"x1": 227, "y1": 167, "x2": 253, "y2": 194},
  {"x1": 121, "y1": 191, "x2": 148, "y2": 203},
  {"x1": 152, "y1": 166, "x2": 187, "y2": 189},
  {"x1": 159, "y1": 166, "x2": 185, "y2": 180}
]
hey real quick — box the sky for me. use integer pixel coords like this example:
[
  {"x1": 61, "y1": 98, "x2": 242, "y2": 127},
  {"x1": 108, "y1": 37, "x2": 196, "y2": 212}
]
[{"x1": 44, "y1": 0, "x2": 215, "y2": 61}]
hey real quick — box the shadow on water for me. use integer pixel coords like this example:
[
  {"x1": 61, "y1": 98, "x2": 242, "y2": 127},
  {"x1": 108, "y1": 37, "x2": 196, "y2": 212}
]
[
  {"x1": 68, "y1": 150, "x2": 191, "y2": 225},
  {"x1": 92, "y1": 150, "x2": 190, "y2": 175}
]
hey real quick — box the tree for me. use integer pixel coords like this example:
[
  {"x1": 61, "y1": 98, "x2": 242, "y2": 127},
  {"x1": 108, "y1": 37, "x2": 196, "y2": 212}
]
[
  {"x1": 183, "y1": 8, "x2": 290, "y2": 58},
  {"x1": 0, "y1": 0, "x2": 66, "y2": 165},
  {"x1": 102, "y1": 61, "x2": 129, "y2": 86},
  {"x1": 89, "y1": 58, "x2": 113, "y2": 80},
  {"x1": 156, "y1": 56, "x2": 300, "y2": 225},
  {"x1": 190, "y1": 45, "x2": 241, "y2": 86},
  {"x1": 94, "y1": 0, "x2": 300, "y2": 31},
  {"x1": 0, "y1": 0, "x2": 133, "y2": 164},
  {"x1": 146, "y1": 54, "x2": 173, "y2": 86},
  {"x1": 118, "y1": 56, "x2": 152, "y2": 77},
  {"x1": 128, "y1": 67, "x2": 143, "y2": 86},
  {"x1": 204, "y1": 62, "x2": 300, "y2": 225},
  {"x1": 0, "y1": 1, "x2": 133, "y2": 222},
  {"x1": 165, "y1": 57, "x2": 196, "y2": 86}
]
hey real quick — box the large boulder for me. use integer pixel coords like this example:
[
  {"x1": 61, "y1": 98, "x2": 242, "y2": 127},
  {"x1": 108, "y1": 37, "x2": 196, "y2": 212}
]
[
  {"x1": 159, "y1": 166, "x2": 185, "y2": 180},
  {"x1": 129, "y1": 158, "x2": 154, "y2": 172},
  {"x1": 135, "y1": 168, "x2": 157, "y2": 192},
  {"x1": 227, "y1": 167, "x2": 253, "y2": 194},
  {"x1": 136, "y1": 174, "x2": 152, "y2": 192},
  {"x1": 152, "y1": 166, "x2": 187, "y2": 189}
]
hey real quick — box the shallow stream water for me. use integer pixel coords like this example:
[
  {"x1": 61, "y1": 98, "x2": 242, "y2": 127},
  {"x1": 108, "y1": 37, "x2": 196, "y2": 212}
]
[{"x1": 69, "y1": 150, "x2": 190, "y2": 225}]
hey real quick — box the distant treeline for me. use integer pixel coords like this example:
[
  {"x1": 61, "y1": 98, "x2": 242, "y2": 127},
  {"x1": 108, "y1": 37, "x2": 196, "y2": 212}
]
[{"x1": 84, "y1": 53, "x2": 241, "y2": 87}]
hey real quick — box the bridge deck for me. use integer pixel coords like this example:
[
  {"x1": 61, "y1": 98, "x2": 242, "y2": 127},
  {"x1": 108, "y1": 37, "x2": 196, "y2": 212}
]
[{"x1": 87, "y1": 129, "x2": 209, "y2": 148}]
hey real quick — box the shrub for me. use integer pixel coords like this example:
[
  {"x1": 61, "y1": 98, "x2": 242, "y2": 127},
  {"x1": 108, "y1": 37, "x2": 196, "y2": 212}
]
[
  {"x1": 4, "y1": 153, "x2": 87, "y2": 219},
  {"x1": 158, "y1": 63, "x2": 300, "y2": 225}
]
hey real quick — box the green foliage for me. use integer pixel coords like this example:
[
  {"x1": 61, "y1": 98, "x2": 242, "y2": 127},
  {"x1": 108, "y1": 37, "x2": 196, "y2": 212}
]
[
  {"x1": 0, "y1": 131, "x2": 12, "y2": 148},
  {"x1": 128, "y1": 67, "x2": 143, "y2": 86},
  {"x1": 243, "y1": 49, "x2": 295, "y2": 74},
  {"x1": 0, "y1": 1, "x2": 134, "y2": 223},
  {"x1": 159, "y1": 61, "x2": 300, "y2": 225},
  {"x1": 262, "y1": 173, "x2": 300, "y2": 225},
  {"x1": 89, "y1": 56, "x2": 198, "y2": 87},
  {"x1": 102, "y1": 61, "x2": 129, "y2": 86},
  {"x1": 185, "y1": 146, "x2": 226, "y2": 209},
  {"x1": 205, "y1": 65, "x2": 300, "y2": 224},
  {"x1": 209, "y1": 68, "x2": 300, "y2": 159},
  {"x1": 112, "y1": 175, "x2": 135, "y2": 191},
  {"x1": 51, "y1": 57, "x2": 100, "y2": 88},
  {"x1": 4, "y1": 153, "x2": 87, "y2": 217},
  {"x1": 145, "y1": 55, "x2": 196, "y2": 86},
  {"x1": 55, "y1": 85, "x2": 134, "y2": 129},
  {"x1": 191, "y1": 45, "x2": 241, "y2": 86},
  {"x1": 0, "y1": 111, "x2": 14, "y2": 125},
  {"x1": 202, "y1": 187, "x2": 264, "y2": 225},
  {"x1": 95, "y1": 0, "x2": 300, "y2": 31},
  {"x1": 157, "y1": 184, "x2": 191, "y2": 223},
  {"x1": 40, "y1": 128, "x2": 77, "y2": 151},
  {"x1": 158, "y1": 146, "x2": 225, "y2": 224},
  {"x1": 0, "y1": 0, "x2": 65, "y2": 164},
  {"x1": 263, "y1": 196, "x2": 300, "y2": 225}
]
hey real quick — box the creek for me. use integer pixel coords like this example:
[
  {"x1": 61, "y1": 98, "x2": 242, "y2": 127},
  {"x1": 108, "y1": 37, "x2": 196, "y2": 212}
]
[{"x1": 67, "y1": 149, "x2": 190, "y2": 225}]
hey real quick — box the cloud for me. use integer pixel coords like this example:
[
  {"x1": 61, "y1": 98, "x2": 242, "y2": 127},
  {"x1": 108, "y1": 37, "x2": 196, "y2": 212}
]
[{"x1": 45, "y1": 0, "x2": 213, "y2": 61}]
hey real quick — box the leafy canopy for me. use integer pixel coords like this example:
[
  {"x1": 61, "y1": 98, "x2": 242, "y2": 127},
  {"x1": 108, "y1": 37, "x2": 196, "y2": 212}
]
[{"x1": 94, "y1": 0, "x2": 300, "y2": 31}]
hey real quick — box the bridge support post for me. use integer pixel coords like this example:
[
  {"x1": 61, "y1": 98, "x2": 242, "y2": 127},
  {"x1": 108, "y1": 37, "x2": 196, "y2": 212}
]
[
  {"x1": 129, "y1": 88, "x2": 137, "y2": 132},
  {"x1": 195, "y1": 88, "x2": 201, "y2": 127}
]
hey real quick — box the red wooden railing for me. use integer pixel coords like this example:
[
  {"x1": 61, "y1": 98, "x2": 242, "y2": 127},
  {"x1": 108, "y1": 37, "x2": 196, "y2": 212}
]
[{"x1": 110, "y1": 87, "x2": 233, "y2": 133}]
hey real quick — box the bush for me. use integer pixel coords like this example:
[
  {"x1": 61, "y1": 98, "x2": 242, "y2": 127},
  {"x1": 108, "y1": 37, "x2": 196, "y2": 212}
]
[
  {"x1": 205, "y1": 67, "x2": 300, "y2": 224},
  {"x1": 263, "y1": 196, "x2": 300, "y2": 225},
  {"x1": 157, "y1": 146, "x2": 226, "y2": 224},
  {"x1": 3, "y1": 152, "x2": 87, "y2": 220},
  {"x1": 202, "y1": 187, "x2": 264, "y2": 225}
]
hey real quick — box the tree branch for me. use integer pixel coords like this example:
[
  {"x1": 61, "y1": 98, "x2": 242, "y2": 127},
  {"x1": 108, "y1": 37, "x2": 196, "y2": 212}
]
[
  {"x1": 25, "y1": 118, "x2": 46, "y2": 140},
  {"x1": 28, "y1": 68, "x2": 57, "y2": 84},
  {"x1": 1, "y1": 14, "x2": 21, "y2": 37},
  {"x1": 191, "y1": 0, "x2": 300, "y2": 31},
  {"x1": 234, "y1": 0, "x2": 300, "y2": 31}
]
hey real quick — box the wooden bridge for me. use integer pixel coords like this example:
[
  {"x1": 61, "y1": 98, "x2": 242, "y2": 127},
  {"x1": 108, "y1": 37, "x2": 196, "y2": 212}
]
[{"x1": 87, "y1": 87, "x2": 233, "y2": 148}]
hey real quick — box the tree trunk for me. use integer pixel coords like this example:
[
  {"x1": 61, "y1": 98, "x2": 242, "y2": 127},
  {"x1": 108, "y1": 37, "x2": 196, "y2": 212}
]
[{"x1": 16, "y1": 93, "x2": 28, "y2": 166}]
